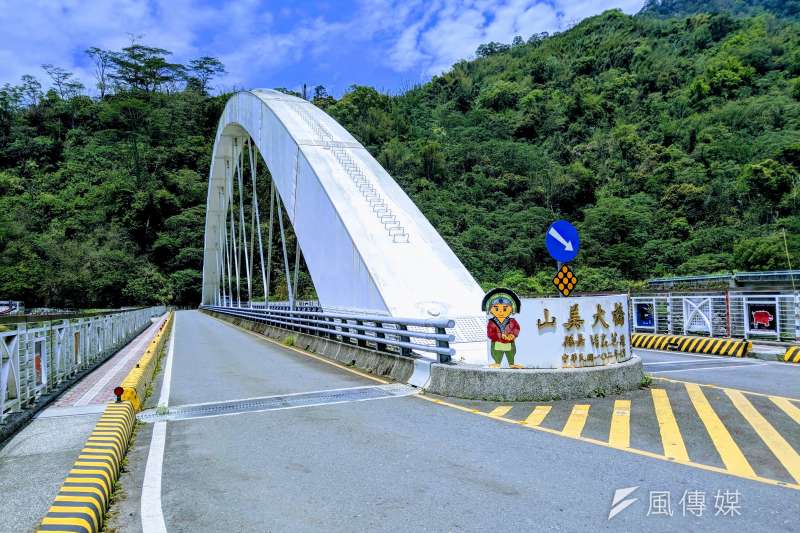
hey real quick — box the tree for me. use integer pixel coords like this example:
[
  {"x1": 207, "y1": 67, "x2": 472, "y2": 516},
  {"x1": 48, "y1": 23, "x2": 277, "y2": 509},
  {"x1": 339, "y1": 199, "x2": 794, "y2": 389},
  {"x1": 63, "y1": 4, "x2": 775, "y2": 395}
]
[
  {"x1": 109, "y1": 44, "x2": 185, "y2": 93},
  {"x1": 187, "y1": 56, "x2": 225, "y2": 94},
  {"x1": 19, "y1": 75, "x2": 42, "y2": 107},
  {"x1": 85, "y1": 47, "x2": 114, "y2": 98},
  {"x1": 41, "y1": 64, "x2": 83, "y2": 99},
  {"x1": 476, "y1": 41, "x2": 511, "y2": 57},
  {"x1": 311, "y1": 85, "x2": 336, "y2": 109}
]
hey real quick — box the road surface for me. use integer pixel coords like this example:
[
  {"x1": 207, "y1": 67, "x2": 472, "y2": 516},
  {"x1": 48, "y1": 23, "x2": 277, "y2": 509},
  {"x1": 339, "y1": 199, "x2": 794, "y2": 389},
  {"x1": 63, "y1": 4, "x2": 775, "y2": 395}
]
[{"x1": 112, "y1": 311, "x2": 799, "y2": 532}]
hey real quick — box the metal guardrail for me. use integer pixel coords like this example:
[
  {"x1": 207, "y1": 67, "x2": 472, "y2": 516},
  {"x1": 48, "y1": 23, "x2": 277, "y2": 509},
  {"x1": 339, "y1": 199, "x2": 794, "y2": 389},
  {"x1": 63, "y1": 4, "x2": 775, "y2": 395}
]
[
  {"x1": 630, "y1": 291, "x2": 799, "y2": 342},
  {"x1": 647, "y1": 270, "x2": 800, "y2": 287},
  {"x1": 0, "y1": 306, "x2": 166, "y2": 421},
  {"x1": 201, "y1": 304, "x2": 455, "y2": 363},
  {"x1": 0, "y1": 306, "x2": 150, "y2": 326}
]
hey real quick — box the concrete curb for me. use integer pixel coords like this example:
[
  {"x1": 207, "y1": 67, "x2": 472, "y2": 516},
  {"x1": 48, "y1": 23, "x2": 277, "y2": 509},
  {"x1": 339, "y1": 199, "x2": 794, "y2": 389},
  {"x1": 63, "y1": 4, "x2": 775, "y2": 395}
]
[
  {"x1": 36, "y1": 312, "x2": 174, "y2": 533},
  {"x1": 631, "y1": 333, "x2": 751, "y2": 357},
  {"x1": 425, "y1": 356, "x2": 645, "y2": 401},
  {"x1": 120, "y1": 313, "x2": 173, "y2": 411},
  {"x1": 205, "y1": 310, "x2": 646, "y2": 402}
]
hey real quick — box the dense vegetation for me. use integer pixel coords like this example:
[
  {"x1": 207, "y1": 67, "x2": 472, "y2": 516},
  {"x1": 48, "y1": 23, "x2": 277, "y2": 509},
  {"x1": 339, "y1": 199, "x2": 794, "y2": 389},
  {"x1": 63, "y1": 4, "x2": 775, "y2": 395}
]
[
  {"x1": 1, "y1": 2, "x2": 799, "y2": 307},
  {"x1": 641, "y1": 0, "x2": 800, "y2": 19}
]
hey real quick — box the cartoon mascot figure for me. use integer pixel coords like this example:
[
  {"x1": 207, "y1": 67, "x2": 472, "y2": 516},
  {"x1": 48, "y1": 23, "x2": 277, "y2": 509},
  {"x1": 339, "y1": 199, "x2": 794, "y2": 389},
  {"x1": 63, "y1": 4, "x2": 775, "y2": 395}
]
[{"x1": 482, "y1": 288, "x2": 523, "y2": 368}]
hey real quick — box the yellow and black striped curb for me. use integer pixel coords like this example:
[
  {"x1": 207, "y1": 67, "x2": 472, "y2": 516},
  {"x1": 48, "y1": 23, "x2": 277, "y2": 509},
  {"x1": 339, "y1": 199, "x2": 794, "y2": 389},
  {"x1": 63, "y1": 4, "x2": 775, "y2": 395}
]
[
  {"x1": 632, "y1": 333, "x2": 752, "y2": 357},
  {"x1": 120, "y1": 312, "x2": 173, "y2": 411},
  {"x1": 37, "y1": 401, "x2": 135, "y2": 533},
  {"x1": 37, "y1": 312, "x2": 173, "y2": 533},
  {"x1": 784, "y1": 346, "x2": 800, "y2": 364}
]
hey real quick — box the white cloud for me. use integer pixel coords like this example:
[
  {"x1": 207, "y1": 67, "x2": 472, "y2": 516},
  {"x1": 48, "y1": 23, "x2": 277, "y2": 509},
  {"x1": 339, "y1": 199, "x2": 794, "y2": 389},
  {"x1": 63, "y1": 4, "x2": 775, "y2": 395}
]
[
  {"x1": 384, "y1": 0, "x2": 646, "y2": 77},
  {"x1": 0, "y1": 0, "x2": 646, "y2": 93}
]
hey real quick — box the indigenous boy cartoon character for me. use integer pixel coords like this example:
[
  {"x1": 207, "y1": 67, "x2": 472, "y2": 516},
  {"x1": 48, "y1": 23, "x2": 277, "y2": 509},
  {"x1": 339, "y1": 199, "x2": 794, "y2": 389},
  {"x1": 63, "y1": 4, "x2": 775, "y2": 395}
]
[{"x1": 482, "y1": 288, "x2": 523, "y2": 368}]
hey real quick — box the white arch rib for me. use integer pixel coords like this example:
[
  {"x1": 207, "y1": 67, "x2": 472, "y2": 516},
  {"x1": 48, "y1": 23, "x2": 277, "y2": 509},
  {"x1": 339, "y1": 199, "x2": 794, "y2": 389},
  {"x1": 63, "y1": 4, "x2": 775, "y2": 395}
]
[{"x1": 201, "y1": 89, "x2": 484, "y2": 320}]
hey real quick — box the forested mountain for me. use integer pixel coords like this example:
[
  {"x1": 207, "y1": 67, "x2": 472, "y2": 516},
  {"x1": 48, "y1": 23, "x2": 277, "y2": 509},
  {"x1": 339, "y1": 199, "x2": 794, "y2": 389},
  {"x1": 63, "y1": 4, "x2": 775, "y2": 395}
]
[
  {"x1": 640, "y1": 0, "x2": 800, "y2": 19},
  {"x1": 1, "y1": 5, "x2": 799, "y2": 307}
]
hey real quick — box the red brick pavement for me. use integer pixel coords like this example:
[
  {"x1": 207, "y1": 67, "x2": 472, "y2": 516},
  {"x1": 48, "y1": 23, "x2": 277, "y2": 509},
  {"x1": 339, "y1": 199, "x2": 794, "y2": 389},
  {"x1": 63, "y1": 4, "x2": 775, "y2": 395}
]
[{"x1": 53, "y1": 315, "x2": 168, "y2": 407}]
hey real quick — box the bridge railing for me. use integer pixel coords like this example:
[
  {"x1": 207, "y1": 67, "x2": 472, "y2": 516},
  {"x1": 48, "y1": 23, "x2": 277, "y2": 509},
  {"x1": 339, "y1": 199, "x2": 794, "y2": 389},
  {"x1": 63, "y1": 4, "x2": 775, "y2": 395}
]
[
  {"x1": 0, "y1": 306, "x2": 166, "y2": 422},
  {"x1": 201, "y1": 305, "x2": 455, "y2": 363}
]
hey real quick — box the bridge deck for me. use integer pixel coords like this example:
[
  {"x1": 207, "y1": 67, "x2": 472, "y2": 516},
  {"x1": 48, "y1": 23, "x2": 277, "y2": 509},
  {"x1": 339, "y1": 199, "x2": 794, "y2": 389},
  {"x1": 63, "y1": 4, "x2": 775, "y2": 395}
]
[{"x1": 111, "y1": 311, "x2": 797, "y2": 532}]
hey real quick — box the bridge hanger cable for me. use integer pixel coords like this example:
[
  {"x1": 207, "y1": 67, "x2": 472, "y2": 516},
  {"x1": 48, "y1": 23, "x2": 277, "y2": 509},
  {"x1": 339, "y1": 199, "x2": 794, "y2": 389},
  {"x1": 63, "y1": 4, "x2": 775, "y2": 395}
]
[
  {"x1": 218, "y1": 187, "x2": 230, "y2": 305},
  {"x1": 247, "y1": 139, "x2": 256, "y2": 307},
  {"x1": 292, "y1": 232, "x2": 300, "y2": 307},
  {"x1": 290, "y1": 145, "x2": 301, "y2": 309},
  {"x1": 265, "y1": 181, "x2": 275, "y2": 307},
  {"x1": 227, "y1": 147, "x2": 240, "y2": 307},
  {"x1": 236, "y1": 138, "x2": 252, "y2": 307},
  {"x1": 217, "y1": 187, "x2": 228, "y2": 305},
  {"x1": 276, "y1": 194, "x2": 294, "y2": 306},
  {"x1": 223, "y1": 170, "x2": 233, "y2": 305},
  {"x1": 249, "y1": 138, "x2": 268, "y2": 307}
]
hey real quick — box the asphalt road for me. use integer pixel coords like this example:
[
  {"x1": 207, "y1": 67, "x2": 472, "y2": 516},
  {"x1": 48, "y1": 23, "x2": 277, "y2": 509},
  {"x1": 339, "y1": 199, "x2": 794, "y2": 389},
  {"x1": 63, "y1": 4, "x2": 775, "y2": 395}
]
[
  {"x1": 636, "y1": 348, "x2": 800, "y2": 398},
  {"x1": 112, "y1": 311, "x2": 800, "y2": 532}
]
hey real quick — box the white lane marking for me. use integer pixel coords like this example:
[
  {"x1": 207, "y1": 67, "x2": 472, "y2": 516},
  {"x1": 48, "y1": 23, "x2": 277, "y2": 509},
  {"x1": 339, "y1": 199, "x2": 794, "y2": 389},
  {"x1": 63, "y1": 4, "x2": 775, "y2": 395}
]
[
  {"x1": 142, "y1": 422, "x2": 167, "y2": 532},
  {"x1": 74, "y1": 318, "x2": 164, "y2": 406},
  {"x1": 649, "y1": 363, "x2": 769, "y2": 374},
  {"x1": 141, "y1": 316, "x2": 176, "y2": 533}
]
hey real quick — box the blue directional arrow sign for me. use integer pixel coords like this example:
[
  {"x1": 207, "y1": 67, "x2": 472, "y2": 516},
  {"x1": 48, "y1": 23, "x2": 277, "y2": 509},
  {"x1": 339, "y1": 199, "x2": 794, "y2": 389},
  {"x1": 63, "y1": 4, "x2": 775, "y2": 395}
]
[{"x1": 545, "y1": 220, "x2": 580, "y2": 263}]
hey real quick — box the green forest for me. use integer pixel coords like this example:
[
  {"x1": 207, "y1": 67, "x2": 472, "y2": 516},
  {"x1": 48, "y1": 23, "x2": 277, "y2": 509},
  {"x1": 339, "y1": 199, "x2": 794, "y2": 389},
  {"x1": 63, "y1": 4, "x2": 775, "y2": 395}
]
[{"x1": 1, "y1": 1, "x2": 799, "y2": 307}]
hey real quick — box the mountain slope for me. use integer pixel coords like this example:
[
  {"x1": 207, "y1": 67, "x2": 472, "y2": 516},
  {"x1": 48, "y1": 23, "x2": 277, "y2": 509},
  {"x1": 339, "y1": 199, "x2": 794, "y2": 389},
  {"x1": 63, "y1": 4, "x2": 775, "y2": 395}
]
[
  {"x1": 321, "y1": 9, "x2": 800, "y2": 293},
  {"x1": 1, "y1": 8, "x2": 799, "y2": 306},
  {"x1": 640, "y1": 0, "x2": 800, "y2": 19}
]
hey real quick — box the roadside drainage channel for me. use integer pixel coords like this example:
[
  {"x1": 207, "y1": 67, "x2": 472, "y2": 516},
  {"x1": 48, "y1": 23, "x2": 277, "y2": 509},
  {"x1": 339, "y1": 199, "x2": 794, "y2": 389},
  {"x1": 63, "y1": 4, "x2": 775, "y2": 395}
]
[{"x1": 137, "y1": 383, "x2": 418, "y2": 423}]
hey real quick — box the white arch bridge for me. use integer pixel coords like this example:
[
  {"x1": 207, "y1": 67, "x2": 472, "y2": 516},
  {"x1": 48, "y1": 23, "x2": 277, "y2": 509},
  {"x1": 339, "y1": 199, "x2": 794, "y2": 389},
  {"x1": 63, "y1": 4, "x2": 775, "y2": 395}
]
[{"x1": 200, "y1": 90, "x2": 485, "y2": 363}]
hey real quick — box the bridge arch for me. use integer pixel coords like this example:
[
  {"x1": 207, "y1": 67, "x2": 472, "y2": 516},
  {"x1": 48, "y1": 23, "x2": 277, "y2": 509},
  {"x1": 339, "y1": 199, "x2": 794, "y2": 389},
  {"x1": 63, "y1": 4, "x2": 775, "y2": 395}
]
[{"x1": 201, "y1": 89, "x2": 483, "y2": 319}]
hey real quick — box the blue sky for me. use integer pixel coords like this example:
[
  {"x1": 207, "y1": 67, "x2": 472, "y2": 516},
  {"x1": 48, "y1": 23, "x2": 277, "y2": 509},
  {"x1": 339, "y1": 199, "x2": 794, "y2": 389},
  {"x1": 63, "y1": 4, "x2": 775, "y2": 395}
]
[{"x1": 0, "y1": 0, "x2": 645, "y2": 96}]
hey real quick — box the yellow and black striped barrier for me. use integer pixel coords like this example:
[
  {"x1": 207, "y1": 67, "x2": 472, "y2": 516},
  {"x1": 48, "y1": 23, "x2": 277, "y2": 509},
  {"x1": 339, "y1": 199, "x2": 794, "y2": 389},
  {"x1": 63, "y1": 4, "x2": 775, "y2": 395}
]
[
  {"x1": 631, "y1": 333, "x2": 752, "y2": 357},
  {"x1": 38, "y1": 312, "x2": 173, "y2": 533},
  {"x1": 119, "y1": 312, "x2": 173, "y2": 411},
  {"x1": 37, "y1": 402, "x2": 134, "y2": 533},
  {"x1": 783, "y1": 346, "x2": 800, "y2": 364}
]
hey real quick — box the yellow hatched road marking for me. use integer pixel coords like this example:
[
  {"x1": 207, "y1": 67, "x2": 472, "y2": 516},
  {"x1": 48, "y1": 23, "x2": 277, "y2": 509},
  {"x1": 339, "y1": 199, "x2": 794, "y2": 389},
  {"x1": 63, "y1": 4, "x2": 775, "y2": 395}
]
[
  {"x1": 726, "y1": 390, "x2": 800, "y2": 484},
  {"x1": 685, "y1": 384, "x2": 755, "y2": 477},
  {"x1": 608, "y1": 399, "x2": 631, "y2": 449},
  {"x1": 488, "y1": 405, "x2": 512, "y2": 418},
  {"x1": 523, "y1": 406, "x2": 551, "y2": 427},
  {"x1": 794, "y1": 350, "x2": 800, "y2": 363},
  {"x1": 651, "y1": 388, "x2": 689, "y2": 461},
  {"x1": 562, "y1": 404, "x2": 590, "y2": 437},
  {"x1": 771, "y1": 397, "x2": 800, "y2": 425}
]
